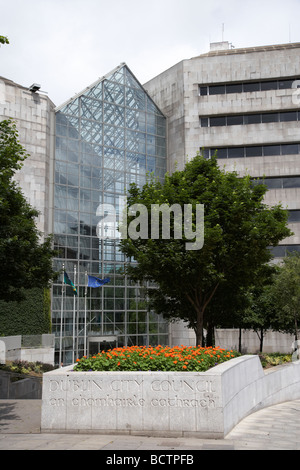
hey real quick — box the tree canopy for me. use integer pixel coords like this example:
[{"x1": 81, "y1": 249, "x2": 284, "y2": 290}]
[
  {"x1": 119, "y1": 154, "x2": 292, "y2": 345},
  {"x1": 0, "y1": 119, "x2": 57, "y2": 302},
  {"x1": 0, "y1": 36, "x2": 9, "y2": 45},
  {"x1": 268, "y1": 252, "x2": 300, "y2": 340}
]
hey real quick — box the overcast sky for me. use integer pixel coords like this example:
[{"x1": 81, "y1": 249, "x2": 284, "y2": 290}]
[{"x1": 1, "y1": 0, "x2": 300, "y2": 106}]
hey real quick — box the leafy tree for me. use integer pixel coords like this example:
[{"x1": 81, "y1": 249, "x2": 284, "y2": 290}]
[
  {"x1": 269, "y1": 252, "x2": 300, "y2": 341},
  {"x1": 119, "y1": 154, "x2": 291, "y2": 346},
  {"x1": 0, "y1": 36, "x2": 9, "y2": 45},
  {"x1": 0, "y1": 119, "x2": 57, "y2": 302},
  {"x1": 240, "y1": 281, "x2": 277, "y2": 352}
]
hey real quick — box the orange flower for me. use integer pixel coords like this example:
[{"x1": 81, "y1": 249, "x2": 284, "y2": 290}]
[{"x1": 182, "y1": 365, "x2": 187, "y2": 369}]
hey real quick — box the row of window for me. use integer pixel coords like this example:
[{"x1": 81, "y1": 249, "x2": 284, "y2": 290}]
[
  {"x1": 200, "y1": 110, "x2": 300, "y2": 128},
  {"x1": 203, "y1": 143, "x2": 300, "y2": 159},
  {"x1": 270, "y1": 245, "x2": 300, "y2": 257},
  {"x1": 252, "y1": 176, "x2": 300, "y2": 189},
  {"x1": 199, "y1": 78, "x2": 299, "y2": 96}
]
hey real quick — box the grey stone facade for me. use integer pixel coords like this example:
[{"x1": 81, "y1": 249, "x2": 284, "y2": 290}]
[
  {"x1": 144, "y1": 42, "x2": 300, "y2": 252},
  {"x1": 0, "y1": 76, "x2": 55, "y2": 237}
]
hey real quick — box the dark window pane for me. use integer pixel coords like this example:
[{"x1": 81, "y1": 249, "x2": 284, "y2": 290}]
[
  {"x1": 216, "y1": 148, "x2": 228, "y2": 159},
  {"x1": 226, "y1": 83, "x2": 243, "y2": 94},
  {"x1": 280, "y1": 111, "x2": 298, "y2": 122},
  {"x1": 261, "y1": 81, "x2": 278, "y2": 91},
  {"x1": 263, "y1": 145, "x2": 281, "y2": 156},
  {"x1": 263, "y1": 178, "x2": 282, "y2": 189},
  {"x1": 246, "y1": 146, "x2": 262, "y2": 157},
  {"x1": 262, "y1": 113, "x2": 279, "y2": 123},
  {"x1": 210, "y1": 116, "x2": 226, "y2": 126},
  {"x1": 243, "y1": 82, "x2": 260, "y2": 92},
  {"x1": 270, "y1": 246, "x2": 286, "y2": 257},
  {"x1": 282, "y1": 144, "x2": 299, "y2": 155},
  {"x1": 283, "y1": 177, "x2": 300, "y2": 188},
  {"x1": 286, "y1": 245, "x2": 300, "y2": 253},
  {"x1": 202, "y1": 148, "x2": 210, "y2": 159},
  {"x1": 244, "y1": 114, "x2": 261, "y2": 124},
  {"x1": 200, "y1": 117, "x2": 209, "y2": 127},
  {"x1": 279, "y1": 79, "x2": 294, "y2": 89},
  {"x1": 288, "y1": 211, "x2": 300, "y2": 223},
  {"x1": 199, "y1": 86, "x2": 208, "y2": 96},
  {"x1": 209, "y1": 85, "x2": 226, "y2": 95},
  {"x1": 227, "y1": 115, "x2": 243, "y2": 126},
  {"x1": 228, "y1": 147, "x2": 244, "y2": 158}
]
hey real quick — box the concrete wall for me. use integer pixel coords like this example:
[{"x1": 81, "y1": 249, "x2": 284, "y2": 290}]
[
  {"x1": 0, "y1": 371, "x2": 42, "y2": 399},
  {"x1": 0, "y1": 76, "x2": 55, "y2": 237},
  {"x1": 41, "y1": 355, "x2": 300, "y2": 438},
  {"x1": 215, "y1": 328, "x2": 295, "y2": 354},
  {"x1": 169, "y1": 321, "x2": 196, "y2": 347},
  {"x1": 0, "y1": 335, "x2": 55, "y2": 365}
]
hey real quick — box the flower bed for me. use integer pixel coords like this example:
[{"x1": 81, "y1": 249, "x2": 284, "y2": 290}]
[{"x1": 74, "y1": 345, "x2": 240, "y2": 372}]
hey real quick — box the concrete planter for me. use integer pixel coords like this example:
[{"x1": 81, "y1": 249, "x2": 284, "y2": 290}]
[{"x1": 41, "y1": 355, "x2": 300, "y2": 438}]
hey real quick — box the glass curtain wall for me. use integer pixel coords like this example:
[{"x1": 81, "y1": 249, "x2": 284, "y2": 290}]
[{"x1": 53, "y1": 65, "x2": 167, "y2": 365}]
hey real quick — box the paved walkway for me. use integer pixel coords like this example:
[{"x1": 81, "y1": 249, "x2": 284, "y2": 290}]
[{"x1": 0, "y1": 399, "x2": 300, "y2": 450}]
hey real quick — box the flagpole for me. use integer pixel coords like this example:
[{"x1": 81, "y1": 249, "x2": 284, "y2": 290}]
[
  {"x1": 84, "y1": 271, "x2": 88, "y2": 356},
  {"x1": 72, "y1": 264, "x2": 76, "y2": 364},
  {"x1": 59, "y1": 263, "x2": 65, "y2": 366}
]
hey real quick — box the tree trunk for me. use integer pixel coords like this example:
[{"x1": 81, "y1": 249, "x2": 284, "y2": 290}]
[
  {"x1": 259, "y1": 327, "x2": 264, "y2": 353},
  {"x1": 195, "y1": 308, "x2": 204, "y2": 346},
  {"x1": 238, "y1": 328, "x2": 242, "y2": 353},
  {"x1": 206, "y1": 322, "x2": 214, "y2": 347}
]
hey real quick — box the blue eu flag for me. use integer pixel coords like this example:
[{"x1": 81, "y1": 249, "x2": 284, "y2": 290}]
[{"x1": 88, "y1": 276, "x2": 110, "y2": 288}]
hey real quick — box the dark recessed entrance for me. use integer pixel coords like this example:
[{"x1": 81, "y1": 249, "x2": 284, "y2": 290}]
[{"x1": 88, "y1": 335, "x2": 118, "y2": 355}]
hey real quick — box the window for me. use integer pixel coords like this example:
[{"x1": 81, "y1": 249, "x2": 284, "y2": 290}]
[
  {"x1": 209, "y1": 85, "x2": 225, "y2": 95},
  {"x1": 216, "y1": 148, "x2": 228, "y2": 159},
  {"x1": 262, "y1": 113, "x2": 279, "y2": 123},
  {"x1": 228, "y1": 147, "x2": 244, "y2": 158},
  {"x1": 244, "y1": 114, "x2": 261, "y2": 124},
  {"x1": 263, "y1": 145, "x2": 281, "y2": 156},
  {"x1": 243, "y1": 82, "x2": 260, "y2": 92},
  {"x1": 288, "y1": 211, "x2": 300, "y2": 223},
  {"x1": 280, "y1": 111, "x2": 298, "y2": 122},
  {"x1": 226, "y1": 83, "x2": 243, "y2": 94},
  {"x1": 279, "y1": 79, "x2": 294, "y2": 89},
  {"x1": 203, "y1": 144, "x2": 300, "y2": 160},
  {"x1": 246, "y1": 146, "x2": 263, "y2": 157},
  {"x1": 227, "y1": 115, "x2": 243, "y2": 126},
  {"x1": 261, "y1": 80, "x2": 278, "y2": 91},
  {"x1": 210, "y1": 116, "x2": 226, "y2": 126},
  {"x1": 200, "y1": 117, "x2": 209, "y2": 127},
  {"x1": 283, "y1": 177, "x2": 300, "y2": 188},
  {"x1": 199, "y1": 78, "x2": 300, "y2": 96},
  {"x1": 203, "y1": 110, "x2": 298, "y2": 127},
  {"x1": 282, "y1": 144, "x2": 299, "y2": 155}
]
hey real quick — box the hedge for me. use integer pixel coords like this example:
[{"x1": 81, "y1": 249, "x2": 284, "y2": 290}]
[{"x1": 0, "y1": 287, "x2": 51, "y2": 336}]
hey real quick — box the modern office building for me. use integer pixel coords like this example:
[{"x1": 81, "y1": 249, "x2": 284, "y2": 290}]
[
  {"x1": 0, "y1": 65, "x2": 169, "y2": 364},
  {"x1": 0, "y1": 76, "x2": 55, "y2": 238},
  {"x1": 144, "y1": 41, "x2": 300, "y2": 256},
  {"x1": 1, "y1": 41, "x2": 300, "y2": 362},
  {"x1": 52, "y1": 64, "x2": 168, "y2": 364}
]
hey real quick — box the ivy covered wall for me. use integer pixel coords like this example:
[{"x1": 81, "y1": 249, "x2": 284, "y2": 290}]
[{"x1": 0, "y1": 288, "x2": 51, "y2": 336}]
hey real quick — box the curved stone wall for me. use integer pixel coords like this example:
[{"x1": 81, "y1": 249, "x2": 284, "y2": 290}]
[{"x1": 41, "y1": 355, "x2": 300, "y2": 438}]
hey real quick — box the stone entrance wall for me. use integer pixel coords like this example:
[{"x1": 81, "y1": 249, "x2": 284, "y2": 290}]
[{"x1": 41, "y1": 355, "x2": 300, "y2": 438}]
